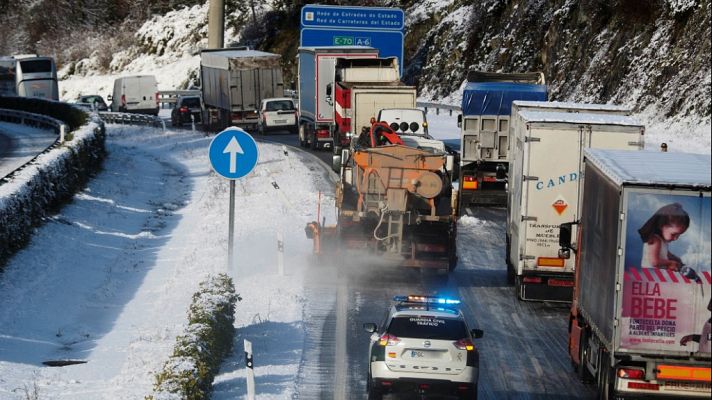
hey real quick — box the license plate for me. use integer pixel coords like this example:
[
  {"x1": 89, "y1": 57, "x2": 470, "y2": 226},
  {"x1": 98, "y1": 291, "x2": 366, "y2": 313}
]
[
  {"x1": 662, "y1": 380, "x2": 712, "y2": 393},
  {"x1": 410, "y1": 350, "x2": 425, "y2": 358},
  {"x1": 275, "y1": 119, "x2": 287, "y2": 124}
]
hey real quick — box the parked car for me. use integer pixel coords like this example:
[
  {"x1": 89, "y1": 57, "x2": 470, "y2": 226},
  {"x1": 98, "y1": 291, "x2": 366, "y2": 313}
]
[
  {"x1": 108, "y1": 75, "x2": 159, "y2": 115},
  {"x1": 258, "y1": 97, "x2": 298, "y2": 135},
  {"x1": 74, "y1": 95, "x2": 108, "y2": 112},
  {"x1": 171, "y1": 95, "x2": 203, "y2": 127}
]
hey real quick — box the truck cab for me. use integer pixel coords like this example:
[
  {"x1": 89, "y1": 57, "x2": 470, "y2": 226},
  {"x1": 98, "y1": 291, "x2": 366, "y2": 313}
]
[{"x1": 376, "y1": 108, "x2": 445, "y2": 154}]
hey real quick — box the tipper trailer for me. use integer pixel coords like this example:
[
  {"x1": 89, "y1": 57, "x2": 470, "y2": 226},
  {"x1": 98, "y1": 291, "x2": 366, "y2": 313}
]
[
  {"x1": 506, "y1": 106, "x2": 644, "y2": 302},
  {"x1": 201, "y1": 48, "x2": 283, "y2": 131},
  {"x1": 563, "y1": 149, "x2": 711, "y2": 399},
  {"x1": 458, "y1": 71, "x2": 547, "y2": 207},
  {"x1": 297, "y1": 46, "x2": 379, "y2": 150}
]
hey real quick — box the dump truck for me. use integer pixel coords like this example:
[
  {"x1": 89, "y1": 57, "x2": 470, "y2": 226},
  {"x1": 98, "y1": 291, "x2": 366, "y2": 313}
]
[
  {"x1": 297, "y1": 46, "x2": 379, "y2": 150},
  {"x1": 562, "y1": 149, "x2": 711, "y2": 399},
  {"x1": 200, "y1": 48, "x2": 283, "y2": 131},
  {"x1": 506, "y1": 104, "x2": 644, "y2": 302},
  {"x1": 329, "y1": 57, "x2": 417, "y2": 155},
  {"x1": 307, "y1": 120, "x2": 458, "y2": 272},
  {"x1": 458, "y1": 71, "x2": 547, "y2": 207}
]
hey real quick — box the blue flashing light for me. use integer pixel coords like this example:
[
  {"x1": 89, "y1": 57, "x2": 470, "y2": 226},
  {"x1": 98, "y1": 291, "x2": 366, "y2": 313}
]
[{"x1": 393, "y1": 295, "x2": 461, "y2": 305}]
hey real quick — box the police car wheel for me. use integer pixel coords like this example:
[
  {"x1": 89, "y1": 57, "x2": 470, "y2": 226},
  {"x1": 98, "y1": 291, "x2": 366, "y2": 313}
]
[
  {"x1": 458, "y1": 384, "x2": 478, "y2": 400},
  {"x1": 367, "y1": 385, "x2": 382, "y2": 400}
]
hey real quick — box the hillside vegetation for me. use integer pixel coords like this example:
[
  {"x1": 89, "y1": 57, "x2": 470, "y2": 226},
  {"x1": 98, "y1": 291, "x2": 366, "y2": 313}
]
[{"x1": 1, "y1": 0, "x2": 710, "y2": 127}]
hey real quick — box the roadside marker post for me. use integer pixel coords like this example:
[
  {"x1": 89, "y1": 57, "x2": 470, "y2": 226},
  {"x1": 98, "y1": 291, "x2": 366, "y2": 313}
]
[
  {"x1": 208, "y1": 127, "x2": 259, "y2": 272},
  {"x1": 244, "y1": 339, "x2": 255, "y2": 399}
]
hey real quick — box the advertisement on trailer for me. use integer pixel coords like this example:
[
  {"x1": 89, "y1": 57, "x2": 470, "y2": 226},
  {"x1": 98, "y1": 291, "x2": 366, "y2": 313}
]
[{"x1": 621, "y1": 191, "x2": 711, "y2": 354}]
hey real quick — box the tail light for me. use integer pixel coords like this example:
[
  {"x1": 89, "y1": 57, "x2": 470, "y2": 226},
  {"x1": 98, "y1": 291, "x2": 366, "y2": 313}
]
[
  {"x1": 618, "y1": 368, "x2": 645, "y2": 379},
  {"x1": 454, "y1": 338, "x2": 475, "y2": 351},
  {"x1": 120, "y1": 94, "x2": 126, "y2": 107},
  {"x1": 483, "y1": 176, "x2": 497, "y2": 183},
  {"x1": 378, "y1": 333, "x2": 400, "y2": 346},
  {"x1": 462, "y1": 176, "x2": 478, "y2": 190},
  {"x1": 522, "y1": 276, "x2": 542, "y2": 284},
  {"x1": 628, "y1": 382, "x2": 659, "y2": 390},
  {"x1": 180, "y1": 106, "x2": 189, "y2": 113},
  {"x1": 262, "y1": 112, "x2": 267, "y2": 121}
]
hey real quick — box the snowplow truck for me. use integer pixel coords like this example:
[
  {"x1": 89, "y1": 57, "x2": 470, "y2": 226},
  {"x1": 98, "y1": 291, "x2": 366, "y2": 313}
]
[{"x1": 307, "y1": 121, "x2": 458, "y2": 272}]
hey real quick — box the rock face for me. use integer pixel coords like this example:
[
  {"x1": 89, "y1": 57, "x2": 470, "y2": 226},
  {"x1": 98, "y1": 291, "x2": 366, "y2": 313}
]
[{"x1": 405, "y1": 0, "x2": 710, "y2": 123}]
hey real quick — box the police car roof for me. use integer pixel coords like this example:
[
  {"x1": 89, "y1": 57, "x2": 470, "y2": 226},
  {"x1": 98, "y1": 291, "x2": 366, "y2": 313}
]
[{"x1": 393, "y1": 304, "x2": 461, "y2": 318}]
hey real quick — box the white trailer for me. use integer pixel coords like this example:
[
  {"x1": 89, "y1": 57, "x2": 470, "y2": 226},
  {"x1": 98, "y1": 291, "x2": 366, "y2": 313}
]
[
  {"x1": 506, "y1": 108, "x2": 644, "y2": 302},
  {"x1": 565, "y1": 149, "x2": 711, "y2": 399}
]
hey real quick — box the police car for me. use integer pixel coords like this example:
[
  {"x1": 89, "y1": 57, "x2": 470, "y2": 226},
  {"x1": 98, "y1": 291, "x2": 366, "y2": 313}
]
[{"x1": 363, "y1": 295, "x2": 484, "y2": 399}]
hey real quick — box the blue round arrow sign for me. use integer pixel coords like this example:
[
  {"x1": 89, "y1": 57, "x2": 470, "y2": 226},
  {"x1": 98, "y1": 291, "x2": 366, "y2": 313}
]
[{"x1": 208, "y1": 127, "x2": 259, "y2": 180}]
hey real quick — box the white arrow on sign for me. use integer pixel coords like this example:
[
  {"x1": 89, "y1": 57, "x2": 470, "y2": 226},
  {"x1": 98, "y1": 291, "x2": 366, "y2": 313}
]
[{"x1": 223, "y1": 136, "x2": 244, "y2": 174}]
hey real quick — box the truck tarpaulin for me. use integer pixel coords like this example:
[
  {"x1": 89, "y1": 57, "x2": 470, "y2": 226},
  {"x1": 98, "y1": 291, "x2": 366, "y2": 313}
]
[
  {"x1": 621, "y1": 192, "x2": 711, "y2": 355},
  {"x1": 461, "y1": 82, "x2": 547, "y2": 116}
]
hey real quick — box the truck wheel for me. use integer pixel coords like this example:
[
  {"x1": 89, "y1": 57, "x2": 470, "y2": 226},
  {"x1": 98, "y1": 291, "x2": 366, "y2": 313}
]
[
  {"x1": 597, "y1": 351, "x2": 615, "y2": 400},
  {"x1": 310, "y1": 131, "x2": 318, "y2": 150},
  {"x1": 577, "y1": 329, "x2": 593, "y2": 382},
  {"x1": 506, "y1": 235, "x2": 514, "y2": 285},
  {"x1": 298, "y1": 125, "x2": 307, "y2": 147}
]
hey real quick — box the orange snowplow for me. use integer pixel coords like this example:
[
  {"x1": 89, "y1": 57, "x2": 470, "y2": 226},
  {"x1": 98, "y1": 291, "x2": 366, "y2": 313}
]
[{"x1": 306, "y1": 121, "x2": 458, "y2": 271}]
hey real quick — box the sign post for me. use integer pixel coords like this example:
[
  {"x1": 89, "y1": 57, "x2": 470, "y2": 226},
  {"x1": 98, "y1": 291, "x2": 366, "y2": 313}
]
[
  {"x1": 208, "y1": 127, "x2": 259, "y2": 272},
  {"x1": 300, "y1": 4, "x2": 405, "y2": 74}
]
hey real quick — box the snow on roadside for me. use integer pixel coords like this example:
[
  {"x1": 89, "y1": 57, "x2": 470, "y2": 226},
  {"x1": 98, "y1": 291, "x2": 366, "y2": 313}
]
[{"x1": 0, "y1": 125, "x2": 329, "y2": 399}]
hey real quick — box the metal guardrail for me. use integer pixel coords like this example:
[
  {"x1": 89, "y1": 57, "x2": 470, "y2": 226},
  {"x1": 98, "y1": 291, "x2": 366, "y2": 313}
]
[
  {"x1": 99, "y1": 112, "x2": 165, "y2": 129},
  {"x1": 0, "y1": 108, "x2": 67, "y2": 141},
  {"x1": 158, "y1": 90, "x2": 201, "y2": 105},
  {"x1": 0, "y1": 108, "x2": 68, "y2": 184},
  {"x1": 416, "y1": 101, "x2": 461, "y2": 116}
]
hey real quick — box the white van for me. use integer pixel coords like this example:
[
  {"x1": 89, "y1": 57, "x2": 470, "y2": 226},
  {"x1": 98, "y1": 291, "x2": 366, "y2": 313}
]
[{"x1": 109, "y1": 75, "x2": 159, "y2": 115}]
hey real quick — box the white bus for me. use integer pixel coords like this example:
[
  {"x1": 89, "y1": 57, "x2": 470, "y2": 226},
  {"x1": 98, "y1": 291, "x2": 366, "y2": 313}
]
[{"x1": 0, "y1": 55, "x2": 59, "y2": 100}]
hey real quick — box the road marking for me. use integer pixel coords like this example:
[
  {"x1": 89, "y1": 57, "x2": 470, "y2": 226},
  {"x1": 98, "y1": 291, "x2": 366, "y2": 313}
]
[{"x1": 334, "y1": 284, "x2": 348, "y2": 400}]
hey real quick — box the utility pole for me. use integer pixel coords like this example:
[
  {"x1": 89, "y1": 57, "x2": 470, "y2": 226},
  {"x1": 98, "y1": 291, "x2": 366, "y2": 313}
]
[{"x1": 208, "y1": 0, "x2": 225, "y2": 49}]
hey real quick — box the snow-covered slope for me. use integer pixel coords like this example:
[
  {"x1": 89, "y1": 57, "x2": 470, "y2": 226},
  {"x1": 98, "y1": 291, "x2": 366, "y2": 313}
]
[{"x1": 55, "y1": 1, "x2": 710, "y2": 153}]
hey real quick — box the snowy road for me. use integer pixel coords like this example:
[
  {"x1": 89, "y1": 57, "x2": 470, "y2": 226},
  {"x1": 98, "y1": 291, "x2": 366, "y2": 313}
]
[
  {"x1": 0, "y1": 122, "x2": 57, "y2": 179},
  {"x1": 0, "y1": 123, "x2": 596, "y2": 399}
]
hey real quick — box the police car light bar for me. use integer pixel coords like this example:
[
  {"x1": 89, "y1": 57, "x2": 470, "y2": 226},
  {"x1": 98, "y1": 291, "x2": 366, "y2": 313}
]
[{"x1": 393, "y1": 295, "x2": 461, "y2": 305}]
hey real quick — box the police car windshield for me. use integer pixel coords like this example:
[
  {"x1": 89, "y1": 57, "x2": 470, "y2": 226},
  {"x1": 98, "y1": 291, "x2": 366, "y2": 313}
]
[{"x1": 387, "y1": 316, "x2": 467, "y2": 340}]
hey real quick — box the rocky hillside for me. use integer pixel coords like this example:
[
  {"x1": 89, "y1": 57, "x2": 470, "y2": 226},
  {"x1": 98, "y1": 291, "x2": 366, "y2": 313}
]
[
  {"x1": 404, "y1": 0, "x2": 710, "y2": 125},
  {"x1": 2, "y1": 0, "x2": 710, "y2": 129}
]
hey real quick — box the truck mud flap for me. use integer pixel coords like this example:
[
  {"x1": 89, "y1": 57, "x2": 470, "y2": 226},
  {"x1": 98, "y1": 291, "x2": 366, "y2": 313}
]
[{"x1": 517, "y1": 276, "x2": 574, "y2": 302}]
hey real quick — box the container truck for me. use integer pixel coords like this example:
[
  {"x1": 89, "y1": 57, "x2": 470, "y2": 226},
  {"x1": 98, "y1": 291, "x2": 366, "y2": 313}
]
[
  {"x1": 506, "y1": 106, "x2": 644, "y2": 302},
  {"x1": 297, "y1": 46, "x2": 379, "y2": 150},
  {"x1": 458, "y1": 71, "x2": 547, "y2": 208},
  {"x1": 200, "y1": 48, "x2": 283, "y2": 131},
  {"x1": 328, "y1": 57, "x2": 416, "y2": 155},
  {"x1": 562, "y1": 149, "x2": 711, "y2": 399}
]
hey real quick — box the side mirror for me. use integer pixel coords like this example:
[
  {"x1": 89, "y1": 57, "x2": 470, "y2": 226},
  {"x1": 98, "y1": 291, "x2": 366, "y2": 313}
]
[
  {"x1": 457, "y1": 114, "x2": 462, "y2": 128},
  {"x1": 363, "y1": 323, "x2": 377, "y2": 333},
  {"x1": 471, "y1": 329, "x2": 484, "y2": 339},
  {"x1": 559, "y1": 222, "x2": 573, "y2": 249},
  {"x1": 332, "y1": 155, "x2": 341, "y2": 172},
  {"x1": 107, "y1": 95, "x2": 113, "y2": 101}
]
